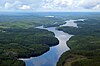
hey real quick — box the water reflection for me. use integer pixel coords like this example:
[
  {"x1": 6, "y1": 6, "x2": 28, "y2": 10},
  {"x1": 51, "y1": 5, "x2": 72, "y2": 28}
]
[
  {"x1": 60, "y1": 19, "x2": 85, "y2": 28},
  {"x1": 60, "y1": 20, "x2": 78, "y2": 27},
  {"x1": 21, "y1": 19, "x2": 84, "y2": 66},
  {"x1": 23, "y1": 26, "x2": 72, "y2": 66}
]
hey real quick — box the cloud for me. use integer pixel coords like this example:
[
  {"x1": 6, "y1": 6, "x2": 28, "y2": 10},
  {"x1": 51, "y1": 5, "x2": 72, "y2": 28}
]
[
  {"x1": 19, "y1": 5, "x2": 31, "y2": 10},
  {"x1": 93, "y1": 5, "x2": 100, "y2": 10},
  {"x1": 79, "y1": 0, "x2": 100, "y2": 9},
  {"x1": 0, "y1": 0, "x2": 100, "y2": 12},
  {"x1": 4, "y1": 2, "x2": 13, "y2": 9},
  {"x1": 42, "y1": 0, "x2": 73, "y2": 9},
  {"x1": 4, "y1": 1, "x2": 22, "y2": 9},
  {"x1": 2, "y1": 0, "x2": 43, "y2": 11},
  {"x1": 41, "y1": 0, "x2": 100, "y2": 12}
]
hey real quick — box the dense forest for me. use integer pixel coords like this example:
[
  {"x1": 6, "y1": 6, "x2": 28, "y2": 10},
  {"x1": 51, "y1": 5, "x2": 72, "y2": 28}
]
[
  {"x1": 57, "y1": 18, "x2": 100, "y2": 66},
  {"x1": 0, "y1": 12, "x2": 100, "y2": 66},
  {"x1": 0, "y1": 14, "x2": 61, "y2": 66},
  {"x1": 0, "y1": 13, "x2": 65, "y2": 28},
  {"x1": 0, "y1": 28, "x2": 59, "y2": 66}
]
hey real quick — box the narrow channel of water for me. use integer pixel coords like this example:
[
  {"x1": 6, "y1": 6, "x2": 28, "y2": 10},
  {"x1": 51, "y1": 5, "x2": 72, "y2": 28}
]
[{"x1": 20, "y1": 19, "x2": 84, "y2": 66}]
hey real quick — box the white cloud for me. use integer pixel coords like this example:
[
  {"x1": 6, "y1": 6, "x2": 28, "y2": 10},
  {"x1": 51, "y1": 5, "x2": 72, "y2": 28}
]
[
  {"x1": 19, "y1": 5, "x2": 31, "y2": 10},
  {"x1": 42, "y1": 0, "x2": 73, "y2": 9},
  {"x1": 79, "y1": 0, "x2": 100, "y2": 9},
  {"x1": 42, "y1": 0, "x2": 98, "y2": 9},
  {"x1": 93, "y1": 5, "x2": 100, "y2": 10},
  {"x1": 4, "y1": 2, "x2": 13, "y2": 9},
  {"x1": 4, "y1": 1, "x2": 22, "y2": 9},
  {"x1": 0, "y1": 0, "x2": 100, "y2": 12}
]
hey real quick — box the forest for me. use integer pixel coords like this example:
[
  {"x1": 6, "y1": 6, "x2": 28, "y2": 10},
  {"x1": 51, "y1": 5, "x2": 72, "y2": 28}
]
[
  {"x1": 0, "y1": 12, "x2": 100, "y2": 66},
  {"x1": 57, "y1": 18, "x2": 100, "y2": 66},
  {"x1": 0, "y1": 13, "x2": 61, "y2": 66}
]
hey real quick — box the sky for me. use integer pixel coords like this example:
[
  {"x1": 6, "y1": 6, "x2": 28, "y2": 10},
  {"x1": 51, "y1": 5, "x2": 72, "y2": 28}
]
[{"x1": 0, "y1": 0, "x2": 100, "y2": 12}]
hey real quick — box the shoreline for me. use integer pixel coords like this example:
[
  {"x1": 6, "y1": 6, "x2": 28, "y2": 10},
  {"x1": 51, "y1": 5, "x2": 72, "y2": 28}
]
[{"x1": 20, "y1": 19, "x2": 82, "y2": 66}]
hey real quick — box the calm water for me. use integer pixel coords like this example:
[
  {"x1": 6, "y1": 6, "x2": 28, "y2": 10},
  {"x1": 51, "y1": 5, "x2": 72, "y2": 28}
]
[
  {"x1": 60, "y1": 20, "x2": 78, "y2": 28},
  {"x1": 20, "y1": 19, "x2": 84, "y2": 66}
]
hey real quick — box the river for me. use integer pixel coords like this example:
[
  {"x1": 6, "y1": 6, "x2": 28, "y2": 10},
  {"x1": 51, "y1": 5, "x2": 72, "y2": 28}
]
[{"x1": 20, "y1": 19, "x2": 84, "y2": 66}]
